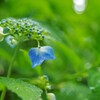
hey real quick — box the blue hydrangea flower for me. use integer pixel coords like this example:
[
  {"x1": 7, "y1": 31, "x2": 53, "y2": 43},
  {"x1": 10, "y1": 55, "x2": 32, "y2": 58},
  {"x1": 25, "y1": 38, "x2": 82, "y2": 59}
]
[{"x1": 28, "y1": 46, "x2": 56, "y2": 68}]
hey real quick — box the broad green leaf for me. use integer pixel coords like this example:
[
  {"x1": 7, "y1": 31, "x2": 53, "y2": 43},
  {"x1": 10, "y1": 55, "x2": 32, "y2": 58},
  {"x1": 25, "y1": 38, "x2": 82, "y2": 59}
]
[{"x1": 0, "y1": 77, "x2": 42, "y2": 100}]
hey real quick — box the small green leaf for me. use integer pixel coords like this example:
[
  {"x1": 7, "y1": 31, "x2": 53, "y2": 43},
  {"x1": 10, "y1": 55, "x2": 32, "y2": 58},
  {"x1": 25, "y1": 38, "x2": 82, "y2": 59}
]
[{"x1": 0, "y1": 77, "x2": 42, "y2": 100}]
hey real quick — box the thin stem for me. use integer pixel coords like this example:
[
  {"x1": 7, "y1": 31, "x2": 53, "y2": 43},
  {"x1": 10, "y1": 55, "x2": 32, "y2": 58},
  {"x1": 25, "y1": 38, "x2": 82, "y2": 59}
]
[
  {"x1": 0, "y1": 88, "x2": 7, "y2": 100},
  {"x1": 7, "y1": 43, "x2": 20, "y2": 77},
  {"x1": 0, "y1": 43, "x2": 20, "y2": 100},
  {"x1": 42, "y1": 89, "x2": 48, "y2": 100},
  {"x1": 37, "y1": 40, "x2": 40, "y2": 48},
  {"x1": 35, "y1": 65, "x2": 43, "y2": 76}
]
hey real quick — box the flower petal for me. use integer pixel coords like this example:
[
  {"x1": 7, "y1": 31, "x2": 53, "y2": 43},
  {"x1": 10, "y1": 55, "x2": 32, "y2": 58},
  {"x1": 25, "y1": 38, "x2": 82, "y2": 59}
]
[
  {"x1": 28, "y1": 46, "x2": 55, "y2": 68},
  {"x1": 29, "y1": 48, "x2": 44, "y2": 68},
  {"x1": 40, "y1": 46, "x2": 56, "y2": 60},
  {"x1": 0, "y1": 27, "x2": 4, "y2": 41},
  {"x1": 0, "y1": 27, "x2": 3, "y2": 33}
]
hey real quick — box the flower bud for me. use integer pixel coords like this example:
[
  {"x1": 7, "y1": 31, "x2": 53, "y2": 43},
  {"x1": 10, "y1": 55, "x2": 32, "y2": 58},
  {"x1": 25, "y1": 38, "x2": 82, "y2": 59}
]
[
  {"x1": 47, "y1": 93, "x2": 56, "y2": 100},
  {"x1": 5, "y1": 35, "x2": 17, "y2": 47},
  {"x1": 37, "y1": 97, "x2": 43, "y2": 100},
  {"x1": 3, "y1": 27, "x2": 10, "y2": 34}
]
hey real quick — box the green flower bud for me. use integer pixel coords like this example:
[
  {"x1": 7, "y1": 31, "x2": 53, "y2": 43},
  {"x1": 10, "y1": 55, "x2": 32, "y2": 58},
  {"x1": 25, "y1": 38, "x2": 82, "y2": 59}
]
[
  {"x1": 47, "y1": 93, "x2": 56, "y2": 100},
  {"x1": 0, "y1": 18, "x2": 49, "y2": 42},
  {"x1": 5, "y1": 35, "x2": 17, "y2": 48},
  {"x1": 11, "y1": 38, "x2": 18, "y2": 45},
  {"x1": 3, "y1": 27, "x2": 10, "y2": 34},
  {"x1": 37, "y1": 97, "x2": 43, "y2": 100}
]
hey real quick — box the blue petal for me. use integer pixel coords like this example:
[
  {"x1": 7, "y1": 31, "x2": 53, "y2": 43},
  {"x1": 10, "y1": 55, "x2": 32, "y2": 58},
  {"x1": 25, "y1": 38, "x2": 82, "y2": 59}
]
[
  {"x1": 28, "y1": 46, "x2": 55, "y2": 68},
  {"x1": 39, "y1": 46, "x2": 56, "y2": 60},
  {"x1": 28, "y1": 48, "x2": 44, "y2": 68}
]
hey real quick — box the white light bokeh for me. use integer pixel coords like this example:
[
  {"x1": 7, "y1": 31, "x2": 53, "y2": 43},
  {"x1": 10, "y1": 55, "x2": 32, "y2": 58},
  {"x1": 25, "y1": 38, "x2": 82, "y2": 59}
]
[
  {"x1": 73, "y1": 0, "x2": 85, "y2": 5},
  {"x1": 74, "y1": 4, "x2": 85, "y2": 13},
  {"x1": 73, "y1": 0, "x2": 87, "y2": 14}
]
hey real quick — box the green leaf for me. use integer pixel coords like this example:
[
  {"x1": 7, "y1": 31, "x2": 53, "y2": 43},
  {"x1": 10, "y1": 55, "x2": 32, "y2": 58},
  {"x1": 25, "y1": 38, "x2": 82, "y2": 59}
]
[
  {"x1": 56, "y1": 82, "x2": 90, "y2": 100},
  {"x1": 88, "y1": 69, "x2": 100, "y2": 100},
  {"x1": 0, "y1": 77, "x2": 42, "y2": 100}
]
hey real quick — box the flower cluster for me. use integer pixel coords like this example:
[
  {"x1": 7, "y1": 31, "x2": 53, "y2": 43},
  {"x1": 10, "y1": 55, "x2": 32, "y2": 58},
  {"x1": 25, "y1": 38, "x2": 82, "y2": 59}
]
[
  {"x1": 0, "y1": 18, "x2": 55, "y2": 68},
  {"x1": 0, "y1": 18, "x2": 48, "y2": 43}
]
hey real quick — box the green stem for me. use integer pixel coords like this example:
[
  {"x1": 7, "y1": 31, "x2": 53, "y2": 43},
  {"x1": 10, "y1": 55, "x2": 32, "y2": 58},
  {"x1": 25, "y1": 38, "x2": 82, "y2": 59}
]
[
  {"x1": 0, "y1": 43, "x2": 20, "y2": 100},
  {"x1": 35, "y1": 65, "x2": 43, "y2": 76},
  {"x1": 37, "y1": 40, "x2": 40, "y2": 48},
  {"x1": 42, "y1": 89, "x2": 48, "y2": 100},
  {"x1": 7, "y1": 43, "x2": 20, "y2": 77}
]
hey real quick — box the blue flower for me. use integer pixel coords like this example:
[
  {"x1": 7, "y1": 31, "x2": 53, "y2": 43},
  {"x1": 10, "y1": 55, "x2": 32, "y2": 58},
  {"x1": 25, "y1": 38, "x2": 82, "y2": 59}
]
[{"x1": 28, "y1": 46, "x2": 56, "y2": 68}]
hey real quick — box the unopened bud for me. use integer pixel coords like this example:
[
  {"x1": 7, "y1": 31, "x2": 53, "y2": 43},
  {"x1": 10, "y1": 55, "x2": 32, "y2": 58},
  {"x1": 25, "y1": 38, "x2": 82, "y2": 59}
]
[
  {"x1": 3, "y1": 27, "x2": 10, "y2": 34},
  {"x1": 37, "y1": 97, "x2": 43, "y2": 100},
  {"x1": 47, "y1": 93, "x2": 56, "y2": 100},
  {"x1": 5, "y1": 35, "x2": 17, "y2": 47}
]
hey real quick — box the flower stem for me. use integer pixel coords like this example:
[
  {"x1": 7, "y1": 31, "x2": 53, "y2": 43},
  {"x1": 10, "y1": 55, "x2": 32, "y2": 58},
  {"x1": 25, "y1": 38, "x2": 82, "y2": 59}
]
[
  {"x1": 7, "y1": 43, "x2": 20, "y2": 78},
  {"x1": 0, "y1": 43, "x2": 20, "y2": 100},
  {"x1": 42, "y1": 89, "x2": 48, "y2": 100},
  {"x1": 37, "y1": 40, "x2": 40, "y2": 48}
]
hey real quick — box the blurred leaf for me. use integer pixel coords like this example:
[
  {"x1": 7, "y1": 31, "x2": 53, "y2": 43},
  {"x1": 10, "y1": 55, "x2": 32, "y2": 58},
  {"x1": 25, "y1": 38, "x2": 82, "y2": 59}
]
[
  {"x1": 55, "y1": 82, "x2": 90, "y2": 100},
  {"x1": 0, "y1": 77, "x2": 42, "y2": 100},
  {"x1": 0, "y1": 82, "x2": 5, "y2": 91},
  {"x1": 88, "y1": 69, "x2": 100, "y2": 100}
]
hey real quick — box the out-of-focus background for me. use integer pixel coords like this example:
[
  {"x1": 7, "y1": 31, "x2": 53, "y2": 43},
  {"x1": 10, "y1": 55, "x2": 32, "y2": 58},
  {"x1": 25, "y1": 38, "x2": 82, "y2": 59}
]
[{"x1": 0, "y1": 0, "x2": 100, "y2": 100}]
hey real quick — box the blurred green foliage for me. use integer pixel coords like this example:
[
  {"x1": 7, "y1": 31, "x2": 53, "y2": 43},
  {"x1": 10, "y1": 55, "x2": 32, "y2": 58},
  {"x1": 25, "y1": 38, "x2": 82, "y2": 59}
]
[{"x1": 0, "y1": 0, "x2": 100, "y2": 100}]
